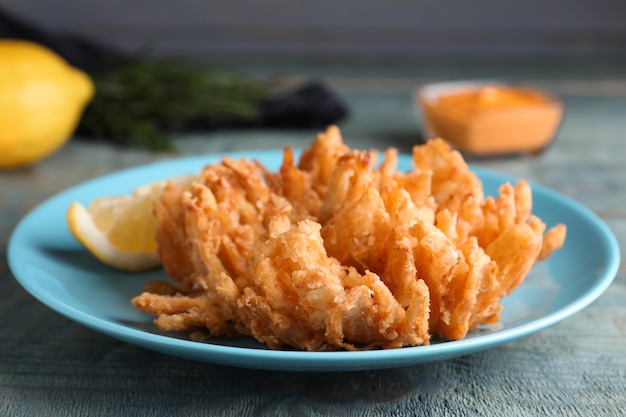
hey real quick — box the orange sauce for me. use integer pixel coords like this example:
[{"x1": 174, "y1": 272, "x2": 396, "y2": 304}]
[
  {"x1": 436, "y1": 86, "x2": 553, "y2": 113},
  {"x1": 420, "y1": 84, "x2": 563, "y2": 155}
]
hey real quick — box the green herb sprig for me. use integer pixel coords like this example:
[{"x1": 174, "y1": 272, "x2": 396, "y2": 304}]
[{"x1": 78, "y1": 58, "x2": 272, "y2": 151}]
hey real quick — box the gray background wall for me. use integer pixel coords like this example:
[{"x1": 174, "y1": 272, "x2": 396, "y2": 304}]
[{"x1": 2, "y1": 1, "x2": 626, "y2": 58}]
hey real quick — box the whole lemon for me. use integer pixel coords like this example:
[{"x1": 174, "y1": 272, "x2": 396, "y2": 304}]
[{"x1": 0, "y1": 39, "x2": 94, "y2": 169}]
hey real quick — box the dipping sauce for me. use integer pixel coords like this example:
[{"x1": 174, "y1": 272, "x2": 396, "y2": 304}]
[
  {"x1": 418, "y1": 82, "x2": 564, "y2": 155},
  {"x1": 438, "y1": 86, "x2": 553, "y2": 112}
]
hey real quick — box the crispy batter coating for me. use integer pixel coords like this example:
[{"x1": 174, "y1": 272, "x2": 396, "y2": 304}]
[
  {"x1": 239, "y1": 219, "x2": 430, "y2": 350},
  {"x1": 132, "y1": 126, "x2": 567, "y2": 350}
]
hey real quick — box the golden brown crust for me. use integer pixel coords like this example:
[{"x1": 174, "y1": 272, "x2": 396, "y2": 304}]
[{"x1": 132, "y1": 126, "x2": 567, "y2": 350}]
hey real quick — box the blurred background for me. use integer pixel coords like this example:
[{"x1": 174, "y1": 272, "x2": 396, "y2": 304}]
[
  {"x1": 3, "y1": 0, "x2": 626, "y2": 60},
  {"x1": 2, "y1": 0, "x2": 626, "y2": 157}
]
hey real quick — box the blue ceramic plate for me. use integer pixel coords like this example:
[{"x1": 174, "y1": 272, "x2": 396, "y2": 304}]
[{"x1": 8, "y1": 151, "x2": 620, "y2": 372}]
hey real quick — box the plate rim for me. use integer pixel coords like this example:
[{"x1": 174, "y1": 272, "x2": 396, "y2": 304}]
[{"x1": 7, "y1": 150, "x2": 621, "y2": 371}]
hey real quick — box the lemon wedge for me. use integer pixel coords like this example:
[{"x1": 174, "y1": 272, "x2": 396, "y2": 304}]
[{"x1": 67, "y1": 175, "x2": 194, "y2": 271}]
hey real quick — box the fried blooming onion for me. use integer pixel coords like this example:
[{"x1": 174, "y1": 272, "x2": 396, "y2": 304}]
[{"x1": 131, "y1": 126, "x2": 566, "y2": 351}]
